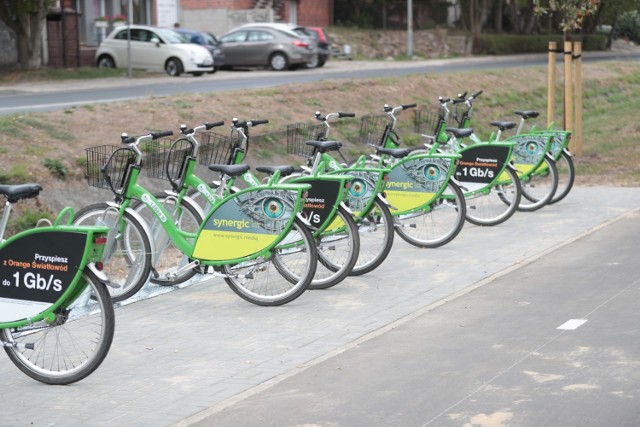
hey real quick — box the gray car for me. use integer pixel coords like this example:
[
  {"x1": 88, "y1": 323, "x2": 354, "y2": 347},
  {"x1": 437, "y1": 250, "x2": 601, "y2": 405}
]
[{"x1": 218, "y1": 26, "x2": 316, "y2": 71}]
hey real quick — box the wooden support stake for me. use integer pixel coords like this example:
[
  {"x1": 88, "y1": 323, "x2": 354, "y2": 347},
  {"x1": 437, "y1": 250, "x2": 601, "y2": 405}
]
[
  {"x1": 573, "y1": 41, "x2": 583, "y2": 156},
  {"x1": 563, "y1": 41, "x2": 573, "y2": 139},
  {"x1": 547, "y1": 41, "x2": 557, "y2": 128}
]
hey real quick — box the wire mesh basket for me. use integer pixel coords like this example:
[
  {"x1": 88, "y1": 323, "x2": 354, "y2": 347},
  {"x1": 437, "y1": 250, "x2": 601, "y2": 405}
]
[
  {"x1": 141, "y1": 137, "x2": 193, "y2": 183},
  {"x1": 85, "y1": 145, "x2": 136, "y2": 194},
  {"x1": 197, "y1": 131, "x2": 239, "y2": 166},
  {"x1": 358, "y1": 115, "x2": 390, "y2": 147},
  {"x1": 286, "y1": 123, "x2": 326, "y2": 158}
]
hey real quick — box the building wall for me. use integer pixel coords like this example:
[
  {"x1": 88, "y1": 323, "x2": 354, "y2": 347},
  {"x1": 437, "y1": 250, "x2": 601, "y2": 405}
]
[
  {"x1": 282, "y1": 0, "x2": 331, "y2": 27},
  {"x1": 180, "y1": 0, "x2": 254, "y2": 9}
]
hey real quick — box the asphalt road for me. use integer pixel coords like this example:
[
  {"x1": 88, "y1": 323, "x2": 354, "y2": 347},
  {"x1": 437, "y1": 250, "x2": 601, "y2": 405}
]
[{"x1": 1, "y1": 50, "x2": 638, "y2": 116}]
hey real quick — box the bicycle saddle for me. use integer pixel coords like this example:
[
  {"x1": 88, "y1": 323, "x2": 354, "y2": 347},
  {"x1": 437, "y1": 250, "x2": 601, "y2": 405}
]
[
  {"x1": 514, "y1": 110, "x2": 540, "y2": 119},
  {"x1": 489, "y1": 121, "x2": 516, "y2": 131},
  {"x1": 207, "y1": 164, "x2": 250, "y2": 177},
  {"x1": 255, "y1": 165, "x2": 295, "y2": 177},
  {"x1": 305, "y1": 140, "x2": 342, "y2": 152},
  {"x1": 376, "y1": 147, "x2": 410, "y2": 159},
  {"x1": 445, "y1": 128, "x2": 474, "y2": 138},
  {"x1": 0, "y1": 183, "x2": 42, "y2": 203}
]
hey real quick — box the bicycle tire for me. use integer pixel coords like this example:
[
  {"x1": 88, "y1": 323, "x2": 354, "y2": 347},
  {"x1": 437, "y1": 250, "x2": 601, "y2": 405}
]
[
  {"x1": 548, "y1": 151, "x2": 575, "y2": 204},
  {"x1": 517, "y1": 156, "x2": 559, "y2": 212},
  {"x1": 2, "y1": 269, "x2": 115, "y2": 385},
  {"x1": 465, "y1": 166, "x2": 522, "y2": 226},
  {"x1": 394, "y1": 180, "x2": 466, "y2": 248},
  {"x1": 222, "y1": 217, "x2": 317, "y2": 306},
  {"x1": 309, "y1": 205, "x2": 360, "y2": 289},
  {"x1": 133, "y1": 193, "x2": 204, "y2": 286},
  {"x1": 73, "y1": 203, "x2": 152, "y2": 302},
  {"x1": 350, "y1": 197, "x2": 394, "y2": 276}
]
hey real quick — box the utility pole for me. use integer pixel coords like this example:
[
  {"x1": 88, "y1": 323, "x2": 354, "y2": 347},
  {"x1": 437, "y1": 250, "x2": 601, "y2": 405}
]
[{"x1": 407, "y1": 0, "x2": 413, "y2": 58}]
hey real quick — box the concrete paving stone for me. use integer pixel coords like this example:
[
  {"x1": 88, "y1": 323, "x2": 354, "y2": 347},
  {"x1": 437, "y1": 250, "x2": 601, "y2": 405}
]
[{"x1": 1, "y1": 187, "x2": 639, "y2": 427}]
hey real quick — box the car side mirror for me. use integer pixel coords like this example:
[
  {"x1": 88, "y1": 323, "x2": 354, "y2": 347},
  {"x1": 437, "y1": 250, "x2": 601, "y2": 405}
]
[{"x1": 150, "y1": 36, "x2": 160, "y2": 46}]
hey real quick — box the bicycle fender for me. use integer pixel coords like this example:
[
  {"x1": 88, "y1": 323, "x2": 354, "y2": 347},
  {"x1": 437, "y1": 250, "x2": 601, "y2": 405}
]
[
  {"x1": 544, "y1": 152, "x2": 555, "y2": 162},
  {"x1": 117, "y1": 204, "x2": 157, "y2": 258},
  {"x1": 85, "y1": 263, "x2": 119, "y2": 288},
  {"x1": 376, "y1": 192, "x2": 397, "y2": 211},
  {"x1": 339, "y1": 201, "x2": 355, "y2": 217},
  {"x1": 562, "y1": 148, "x2": 573, "y2": 157},
  {"x1": 161, "y1": 190, "x2": 206, "y2": 222},
  {"x1": 295, "y1": 212, "x2": 315, "y2": 230}
]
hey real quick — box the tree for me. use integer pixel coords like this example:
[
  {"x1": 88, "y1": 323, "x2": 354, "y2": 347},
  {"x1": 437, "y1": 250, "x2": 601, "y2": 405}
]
[
  {"x1": 0, "y1": 0, "x2": 53, "y2": 69},
  {"x1": 533, "y1": 0, "x2": 600, "y2": 39}
]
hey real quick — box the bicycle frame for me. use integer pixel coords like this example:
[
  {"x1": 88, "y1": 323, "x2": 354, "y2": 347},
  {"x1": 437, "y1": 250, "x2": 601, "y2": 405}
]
[{"x1": 110, "y1": 134, "x2": 312, "y2": 267}]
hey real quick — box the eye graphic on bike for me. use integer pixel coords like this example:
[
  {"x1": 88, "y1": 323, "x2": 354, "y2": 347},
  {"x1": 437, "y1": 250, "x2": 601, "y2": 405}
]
[
  {"x1": 424, "y1": 164, "x2": 441, "y2": 181},
  {"x1": 262, "y1": 197, "x2": 285, "y2": 219},
  {"x1": 349, "y1": 178, "x2": 367, "y2": 197},
  {"x1": 526, "y1": 142, "x2": 539, "y2": 154}
]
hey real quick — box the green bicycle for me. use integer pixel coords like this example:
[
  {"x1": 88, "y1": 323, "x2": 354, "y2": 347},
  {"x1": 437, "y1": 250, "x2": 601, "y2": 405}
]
[
  {"x1": 0, "y1": 183, "x2": 114, "y2": 384},
  {"x1": 145, "y1": 119, "x2": 359, "y2": 290},
  {"x1": 74, "y1": 129, "x2": 318, "y2": 306}
]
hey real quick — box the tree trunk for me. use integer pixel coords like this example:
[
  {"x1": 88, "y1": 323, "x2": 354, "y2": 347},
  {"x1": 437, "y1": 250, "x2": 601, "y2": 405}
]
[
  {"x1": 494, "y1": 0, "x2": 503, "y2": 33},
  {"x1": 0, "y1": 0, "x2": 49, "y2": 70}
]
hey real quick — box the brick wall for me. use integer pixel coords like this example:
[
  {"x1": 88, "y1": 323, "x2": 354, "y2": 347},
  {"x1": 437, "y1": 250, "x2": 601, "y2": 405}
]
[
  {"x1": 47, "y1": 10, "x2": 85, "y2": 68},
  {"x1": 180, "y1": 0, "x2": 254, "y2": 9},
  {"x1": 295, "y1": 0, "x2": 331, "y2": 27}
]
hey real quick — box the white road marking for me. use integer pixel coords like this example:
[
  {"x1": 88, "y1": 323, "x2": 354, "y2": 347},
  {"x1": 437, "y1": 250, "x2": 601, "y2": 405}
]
[{"x1": 557, "y1": 319, "x2": 588, "y2": 330}]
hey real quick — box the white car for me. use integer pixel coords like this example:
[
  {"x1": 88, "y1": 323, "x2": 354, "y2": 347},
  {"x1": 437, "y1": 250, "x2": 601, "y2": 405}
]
[{"x1": 95, "y1": 25, "x2": 214, "y2": 76}]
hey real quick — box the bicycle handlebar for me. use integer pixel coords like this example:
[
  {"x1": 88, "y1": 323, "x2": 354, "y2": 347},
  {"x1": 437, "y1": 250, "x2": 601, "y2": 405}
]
[
  {"x1": 121, "y1": 130, "x2": 173, "y2": 145},
  {"x1": 232, "y1": 119, "x2": 269, "y2": 129},
  {"x1": 338, "y1": 112, "x2": 356, "y2": 118}
]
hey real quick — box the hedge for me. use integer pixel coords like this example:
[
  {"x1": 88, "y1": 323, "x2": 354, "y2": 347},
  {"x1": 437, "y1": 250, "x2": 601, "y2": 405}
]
[{"x1": 472, "y1": 34, "x2": 607, "y2": 55}]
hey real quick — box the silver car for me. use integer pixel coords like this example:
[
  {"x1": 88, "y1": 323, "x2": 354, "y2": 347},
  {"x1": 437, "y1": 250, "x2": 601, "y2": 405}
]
[{"x1": 218, "y1": 25, "x2": 317, "y2": 71}]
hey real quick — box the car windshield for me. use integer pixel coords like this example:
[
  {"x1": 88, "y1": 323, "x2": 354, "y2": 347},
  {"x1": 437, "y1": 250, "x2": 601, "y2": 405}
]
[{"x1": 157, "y1": 28, "x2": 185, "y2": 44}]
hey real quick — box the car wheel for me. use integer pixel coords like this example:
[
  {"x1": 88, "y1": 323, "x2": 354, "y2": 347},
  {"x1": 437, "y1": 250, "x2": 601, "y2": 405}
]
[
  {"x1": 208, "y1": 67, "x2": 219, "y2": 74},
  {"x1": 269, "y1": 52, "x2": 288, "y2": 71},
  {"x1": 97, "y1": 55, "x2": 115, "y2": 68},
  {"x1": 165, "y1": 58, "x2": 183, "y2": 77},
  {"x1": 191, "y1": 72, "x2": 204, "y2": 77},
  {"x1": 317, "y1": 59, "x2": 326, "y2": 68},
  {"x1": 305, "y1": 55, "x2": 319, "y2": 69}
]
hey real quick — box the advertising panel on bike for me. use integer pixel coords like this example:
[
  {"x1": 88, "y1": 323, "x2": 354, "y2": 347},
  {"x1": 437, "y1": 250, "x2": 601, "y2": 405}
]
[
  {"x1": 0, "y1": 231, "x2": 86, "y2": 323},
  {"x1": 507, "y1": 134, "x2": 552, "y2": 175},
  {"x1": 193, "y1": 188, "x2": 297, "y2": 260},
  {"x1": 294, "y1": 179, "x2": 342, "y2": 230},
  {"x1": 385, "y1": 157, "x2": 452, "y2": 211},
  {"x1": 454, "y1": 144, "x2": 512, "y2": 192}
]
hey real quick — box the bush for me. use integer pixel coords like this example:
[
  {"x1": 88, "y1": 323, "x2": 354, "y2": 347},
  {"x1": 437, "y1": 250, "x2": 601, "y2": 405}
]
[
  {"x1": 472, "y1": 34, "x2": 607, "y2": 55},
  {"x1": 614, "y1": 11, "x2": 640, "y2": 44}
]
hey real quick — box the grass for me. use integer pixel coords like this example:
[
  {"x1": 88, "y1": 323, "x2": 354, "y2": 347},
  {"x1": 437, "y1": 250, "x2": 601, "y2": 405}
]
[{"x1": 0, "y1": 66, "x2": 163, "y2": 84}]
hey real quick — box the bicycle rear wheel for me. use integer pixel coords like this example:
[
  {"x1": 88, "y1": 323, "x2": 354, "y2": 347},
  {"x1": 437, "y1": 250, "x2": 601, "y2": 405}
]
[
  {"x1": 517, "y1": 156, "x2": 559, "y2": 212},
  {"x1": 350, "y1": 197, "x2": 394, "y2": 276},
  {"x1": 394, "y1": 180, "x2": 466, "y2": 248},
  {"x1": 222, "y1": 217, "x2": 318, "y2": 306},
  {"x1": 465, "y1": 166, "x2": 522, "y2": 226},
  {"x1": 549, "y1": 151, "x2": 575, "y2": 204},
  {"x1": 310, "y1": 205, "x2": 360, "y2": 289},
  {"x1": 2, "y1": 270, "x2": 115, "y2": 385},
  {"x1": 73, "y1": 203, "x2": 152, "y2": 302},
  {"x1": 133, "y1": 194, "x2": 204, "y2": 286}
]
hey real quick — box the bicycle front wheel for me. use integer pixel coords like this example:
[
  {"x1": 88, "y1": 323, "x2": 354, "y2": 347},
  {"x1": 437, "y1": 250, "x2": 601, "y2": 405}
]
[
  {"x1": 350, "y1": 197, "x2": 394, "y2": 276},
  {"x1": 2, "y1": 270, "x2": 115, "y2": 385},
  {"x1": 222, "y1": 217, "x2": 318, "y2": 306},
  {"x1": 549, "y1": 151, "x2": 575, "y2": 204},
  {"x1": 517, "y1": 156, "x2": 559, "y2": 212},
  {"x1": 74, "y1": 203, "x2": 152, "y2": 302},
  {"x1": 310, "y1": 205, "x2": 360, "y2": 289},
  {"x1": 394, "y1": 180, "x2": 466, "y2": 248},
  {"x1": 133, "y1": 194, "x2": 204, "y2": 287},
  {"x1": 465, "y1": 166, "x2": 522, "y2": 226}
]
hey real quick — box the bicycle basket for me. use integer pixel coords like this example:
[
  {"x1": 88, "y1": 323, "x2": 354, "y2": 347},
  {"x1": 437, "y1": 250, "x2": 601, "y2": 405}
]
[
  {"x1": 414, "y1": 110, "x2": 441, "y2": 136},
  {"x1": 286, "y1": 122, "x2": 326, "y2": 158},
  {"x1": 142, "y1": 137, "x2": 193, "y2": 183},
  {"x1": 85, "y1": 145, "x2": 136, "y2": 195},
  {"x1": 197, "y1": 131, "x2": 238, "y2": 166},
  {"x1": 359, "y1": 115, "x2": 390, "y2": 147}
]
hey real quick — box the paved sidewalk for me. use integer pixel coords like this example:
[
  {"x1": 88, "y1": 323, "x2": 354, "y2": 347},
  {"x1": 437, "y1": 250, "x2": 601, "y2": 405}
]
[{"x1": 2, "y1": 186, "x2": 639, "y2": 426}]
